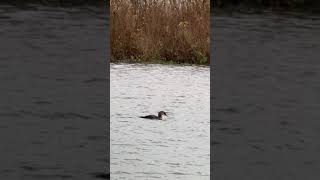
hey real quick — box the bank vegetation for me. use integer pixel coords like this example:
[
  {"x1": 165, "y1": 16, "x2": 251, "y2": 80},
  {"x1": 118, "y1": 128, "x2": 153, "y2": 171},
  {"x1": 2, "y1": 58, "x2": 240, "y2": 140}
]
[{"x1": 111, "y1": 0, "x2": 210, "y2": 65}]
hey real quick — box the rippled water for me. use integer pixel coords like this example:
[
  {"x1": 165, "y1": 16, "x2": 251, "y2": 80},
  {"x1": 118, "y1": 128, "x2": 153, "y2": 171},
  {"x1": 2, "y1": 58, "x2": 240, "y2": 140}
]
[
  {"x1": 111, "y1": 64, "x2": 210, "y2": 179},
  {"x1": 213, "y1": 12, "x2": 320, "y2": 179},
  {"x1": 0, "y1": 4, "x2": 108, "y2": 179}
]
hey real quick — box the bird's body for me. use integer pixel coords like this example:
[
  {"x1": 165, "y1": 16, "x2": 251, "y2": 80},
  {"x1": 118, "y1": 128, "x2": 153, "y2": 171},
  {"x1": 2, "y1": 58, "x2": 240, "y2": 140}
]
[{"x1": 139, "y1": 111, "x2": 167, "y2": 120}]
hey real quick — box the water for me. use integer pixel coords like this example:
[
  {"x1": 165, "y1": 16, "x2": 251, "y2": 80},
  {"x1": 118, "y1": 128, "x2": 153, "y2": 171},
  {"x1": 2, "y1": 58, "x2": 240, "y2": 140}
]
[
  {"x1": 213, "y1": 12, "x2": 320, "y2": 179},
  {"x1": 110, "y1": 64, "x2": 210, "y2": 179},
  {"x1": 0, "y1": 4, "x2": 108, "y2": 179}
]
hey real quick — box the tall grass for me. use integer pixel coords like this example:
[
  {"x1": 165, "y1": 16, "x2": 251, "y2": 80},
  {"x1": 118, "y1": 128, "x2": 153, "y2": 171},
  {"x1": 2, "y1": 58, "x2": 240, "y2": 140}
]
[{"x1": 110, "y1": 0, "x2": 210, "y2": 65}]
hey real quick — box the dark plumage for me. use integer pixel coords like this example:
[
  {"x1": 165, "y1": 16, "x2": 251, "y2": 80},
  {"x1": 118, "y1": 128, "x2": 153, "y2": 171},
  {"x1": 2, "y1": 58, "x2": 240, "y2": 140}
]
[{"x1": 139, "y1": 111, "x2": 167, "y2": 120}]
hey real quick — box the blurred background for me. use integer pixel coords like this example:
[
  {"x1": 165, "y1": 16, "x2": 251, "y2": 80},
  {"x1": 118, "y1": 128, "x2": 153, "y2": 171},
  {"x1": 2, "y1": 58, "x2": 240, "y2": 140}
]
[
  {"x1": 0, "y1": 1, "x2": 109, "y2": 179},
  {"x1": 212, "y1": 1, "x2": 320, "y2": 180}
]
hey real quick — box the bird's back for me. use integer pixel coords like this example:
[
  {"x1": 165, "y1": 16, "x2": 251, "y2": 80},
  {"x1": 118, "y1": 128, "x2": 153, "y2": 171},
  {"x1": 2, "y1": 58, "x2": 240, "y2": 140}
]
[{"x1": 139, "y1": 115, "x2": 158, "y2": 119}]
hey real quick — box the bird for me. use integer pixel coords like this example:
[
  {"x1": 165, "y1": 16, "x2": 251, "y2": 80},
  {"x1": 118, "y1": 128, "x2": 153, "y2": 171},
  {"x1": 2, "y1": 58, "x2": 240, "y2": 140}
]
[{"x1": 139, "y1": 111, "x2": 168, "y2": 120}]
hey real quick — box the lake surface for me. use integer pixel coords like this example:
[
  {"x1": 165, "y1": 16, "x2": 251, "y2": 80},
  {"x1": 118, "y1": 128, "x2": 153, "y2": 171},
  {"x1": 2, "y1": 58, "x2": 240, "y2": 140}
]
[
  {"x1": 111, "y1": 64, "x2": 210, "y2": 179},
  {"x1": 0, "y1": 4, "x2": 108, "y2": 179},
  {"x1": 213, "y1": 12, "x2": 320, "y2": 179}
]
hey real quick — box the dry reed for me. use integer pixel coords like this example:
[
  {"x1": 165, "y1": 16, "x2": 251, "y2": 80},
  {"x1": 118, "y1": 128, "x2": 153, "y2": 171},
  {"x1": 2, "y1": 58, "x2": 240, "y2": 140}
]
[{"x1": 110, "y1": 0, "x2": 210, "y2": 64}]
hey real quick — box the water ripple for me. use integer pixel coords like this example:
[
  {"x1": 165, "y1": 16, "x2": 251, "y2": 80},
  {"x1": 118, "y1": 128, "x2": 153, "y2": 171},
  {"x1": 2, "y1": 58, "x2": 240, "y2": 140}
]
[{"x1": 111, "y1": 64, "x2": 209, "y2": 179}]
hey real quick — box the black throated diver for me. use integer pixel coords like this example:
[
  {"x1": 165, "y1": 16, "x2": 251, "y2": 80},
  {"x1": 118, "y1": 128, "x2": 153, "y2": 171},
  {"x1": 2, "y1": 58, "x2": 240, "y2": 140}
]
[{"x1": 139, "y1": 111, "x2": 167, "y2": 120}]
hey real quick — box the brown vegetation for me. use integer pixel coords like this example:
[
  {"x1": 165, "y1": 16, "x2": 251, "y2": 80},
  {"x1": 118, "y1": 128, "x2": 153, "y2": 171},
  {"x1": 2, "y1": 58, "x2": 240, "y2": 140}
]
[{"x1": 110, "y1": 0, "x2": 210, "y2": 64}]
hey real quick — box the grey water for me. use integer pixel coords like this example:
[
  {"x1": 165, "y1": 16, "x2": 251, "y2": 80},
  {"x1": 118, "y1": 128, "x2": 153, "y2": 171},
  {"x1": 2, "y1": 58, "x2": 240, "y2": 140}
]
[
  {"x1": 213, "y1": 12, "x2": 320, "y2": 179},
  {"x1": 111, "y1": 64, "x2": 210, "y2": 179},
  {"x1": 0, "y1": 4, "x2": 108, "y2": 179}
]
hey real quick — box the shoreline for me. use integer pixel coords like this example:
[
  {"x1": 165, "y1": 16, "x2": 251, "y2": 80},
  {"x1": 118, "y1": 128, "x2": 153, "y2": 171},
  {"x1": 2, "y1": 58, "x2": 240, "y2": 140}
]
[{"x1": 110, "y1": 59, "x2": 210, "y2": 66}]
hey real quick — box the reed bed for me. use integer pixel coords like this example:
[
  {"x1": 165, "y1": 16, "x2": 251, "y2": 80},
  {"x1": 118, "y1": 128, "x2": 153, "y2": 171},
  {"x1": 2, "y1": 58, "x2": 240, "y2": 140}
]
[{"x1": 110, "y1": 0, "x2": 210, "y2": 64}]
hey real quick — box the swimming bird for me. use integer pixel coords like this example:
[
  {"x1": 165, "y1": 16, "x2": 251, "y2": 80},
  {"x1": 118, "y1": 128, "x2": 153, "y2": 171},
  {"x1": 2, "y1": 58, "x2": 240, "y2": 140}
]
[{"x1": 139, "y1": 111, "x2": 168, "y2": 120}]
